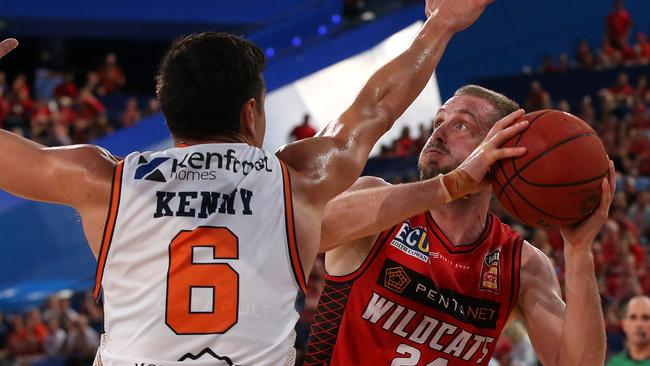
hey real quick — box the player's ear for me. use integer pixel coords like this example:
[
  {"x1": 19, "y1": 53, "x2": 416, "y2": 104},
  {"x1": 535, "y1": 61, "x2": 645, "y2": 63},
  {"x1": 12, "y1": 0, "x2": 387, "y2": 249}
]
[{"x1": 240, "y1": 98, "x2": 258, "y2": 142}]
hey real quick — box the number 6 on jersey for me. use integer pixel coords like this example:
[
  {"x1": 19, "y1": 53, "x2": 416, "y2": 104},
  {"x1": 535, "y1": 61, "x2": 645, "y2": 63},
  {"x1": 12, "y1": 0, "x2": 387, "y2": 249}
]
[{"x1": 165, "y1": 227, "x2": 239, "y2": 334}]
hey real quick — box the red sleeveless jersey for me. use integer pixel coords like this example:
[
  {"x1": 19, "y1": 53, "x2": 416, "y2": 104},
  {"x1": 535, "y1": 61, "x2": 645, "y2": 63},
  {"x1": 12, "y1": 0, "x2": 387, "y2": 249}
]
[{"x1": 305, "y1": 212, "x2": 523, "y2": 366}]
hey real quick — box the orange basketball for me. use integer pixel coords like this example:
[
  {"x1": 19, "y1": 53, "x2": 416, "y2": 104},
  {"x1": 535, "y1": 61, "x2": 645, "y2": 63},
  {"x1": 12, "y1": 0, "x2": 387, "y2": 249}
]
[{"x1": 491, "y1": 110, "x2": 609, "y2": 228}]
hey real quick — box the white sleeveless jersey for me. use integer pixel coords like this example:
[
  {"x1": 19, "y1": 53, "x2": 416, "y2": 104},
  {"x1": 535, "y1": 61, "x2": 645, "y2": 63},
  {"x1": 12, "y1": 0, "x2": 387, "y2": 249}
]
[{"x1": 93, "y1": 143, "x2": 306, "y2": 366}]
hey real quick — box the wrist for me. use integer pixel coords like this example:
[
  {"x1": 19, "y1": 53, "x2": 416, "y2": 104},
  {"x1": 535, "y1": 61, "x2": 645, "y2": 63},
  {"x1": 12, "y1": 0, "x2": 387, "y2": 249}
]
[
  {"x1": 441, "y1": 169, "x2": 477, "y2": 202},
  {"x1": 564, "y1": 242, "x2": 595, "y2": 265},
  {"x1": 421, "y1": 15, "x2": 456, "y2": 39}
]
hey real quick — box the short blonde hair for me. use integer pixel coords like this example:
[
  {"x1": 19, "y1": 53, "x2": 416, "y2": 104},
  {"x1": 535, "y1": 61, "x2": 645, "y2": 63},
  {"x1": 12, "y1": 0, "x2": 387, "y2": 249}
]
[{"x1": 454, "y1": 85, "x2": 520, "y2": 125}]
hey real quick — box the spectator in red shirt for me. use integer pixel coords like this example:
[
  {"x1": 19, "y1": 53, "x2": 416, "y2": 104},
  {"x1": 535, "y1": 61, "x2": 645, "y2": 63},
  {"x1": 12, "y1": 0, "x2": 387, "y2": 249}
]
[
  {"x1": 635, "y1": 32, "x2": 650, "y2": 63},
  {"x1": 606, "y1": 0, "x2": 633, "y2": 50},
  {"x1": 539, "y1": 54, "x2": 558, "y2": 73},
  {"x1": 524, "y1": 80, "x2": 552, "y2": 111},
  {"x1": 609, "y1": 73, "x2": 634, "y2": 97},
  {"x1": 10, "y1": 73, "x2": 33, "y2": 111},
  {"x1": 53, "y1": 71, "x2": 78, "y2": 99},
  {"x1": 634, "y1": 76, "x2": 650, "y2": 107},
  {"x1": 120, "y1": 97, "x2": 142, "y2": 128},
  {"x1": 579, "y1": 95, "x2": 597, "y2": 126},
  {"x1": 600, "y1": 36, "x2": 623, "y2": 68},
  {"x1": 96, "y1": 53, "x2": 126, "y2": 95},
  {"x1": 7, "y1": 314, "x2": 42, "y2": 356},
  {"x1": 77, "y1": 89, "x2": 106, "y2": 120},
  {"x1": 288, "y1": 113, "x2": 317, "y2": 141},
  {"x1": 394, "y1": 126, "x2": 415, "y2": 157},
  {"x1": 557, "y1": 53, "x2": 571, "y2": 72},
  {"x1": 576, "y1": 39, "x2": 596, "y2": 70},
  {"x1": 0, "y1": 70, "x2": 7, "y2": 96},
  {"x1": 26, "y1": 309, "x2": 49, "y2": 349}
]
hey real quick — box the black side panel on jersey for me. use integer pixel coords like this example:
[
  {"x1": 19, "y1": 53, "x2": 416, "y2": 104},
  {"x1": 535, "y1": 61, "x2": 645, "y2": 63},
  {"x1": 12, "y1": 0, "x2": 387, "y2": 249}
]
[{"x1": 304, "y1": 280, "x2": 354, "y2": 366}]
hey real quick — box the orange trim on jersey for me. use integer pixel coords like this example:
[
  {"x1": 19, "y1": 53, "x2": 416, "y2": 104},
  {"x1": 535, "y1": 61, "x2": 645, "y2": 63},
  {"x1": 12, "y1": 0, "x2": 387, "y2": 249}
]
[
  {"x1": 325, "y1": 225, "x2": 396, "y2": 283},
  {"x1": 280, "y1": 162, "x2": 308, "y2": 293},
  {"x1": 93, "y1": 161, "x2": 124, "y2": 301},
  {"x1": 175, "y1": 143, "x2": 189, "y2": 147}
]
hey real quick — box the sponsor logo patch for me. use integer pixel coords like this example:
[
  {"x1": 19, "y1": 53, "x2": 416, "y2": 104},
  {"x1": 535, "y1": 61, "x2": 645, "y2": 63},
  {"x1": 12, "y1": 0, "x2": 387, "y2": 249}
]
[
  {"x1": 391, "y1": 223, "x2": 430, "y2": 263},
  {"x1": 384, "y1": 266, "x2": 411, "y2": 293},
  {"x1": 377, "y1": 259, "x2": 501, "y2": 329},
  {"x1": 480, "y1": 249, "x2": 500, "y2": 294},
  {"x1": 134, "y1": 156, "x2": 169, "y2": 182}
]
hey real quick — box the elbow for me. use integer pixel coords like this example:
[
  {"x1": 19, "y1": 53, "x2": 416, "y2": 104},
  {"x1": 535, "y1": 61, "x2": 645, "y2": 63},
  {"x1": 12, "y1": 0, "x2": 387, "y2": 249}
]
[{"x1": 373, "y1": 103, "x2": 397, "y2": 133}]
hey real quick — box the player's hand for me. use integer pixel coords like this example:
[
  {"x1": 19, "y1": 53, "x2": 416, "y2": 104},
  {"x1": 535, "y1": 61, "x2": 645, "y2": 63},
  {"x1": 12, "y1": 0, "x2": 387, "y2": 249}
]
[
  {"x1": 560, "y1": 160, "x2": 616, "y2": 250},
  {"x1": 442, "y1": 109, "x2": 528, "y2": 201},
  {"x1": 0, "y1": 39, "x2": 18, "y2": 60},
  {"x1": 425, "y1": 0, "x2": 493, "y2": 33}
]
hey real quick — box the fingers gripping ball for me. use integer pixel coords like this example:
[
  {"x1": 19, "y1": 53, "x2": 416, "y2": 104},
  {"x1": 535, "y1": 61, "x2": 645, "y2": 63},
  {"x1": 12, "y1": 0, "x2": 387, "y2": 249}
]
[{"x1": 490, "y1": 110, "x2": 609, "y2": 228}]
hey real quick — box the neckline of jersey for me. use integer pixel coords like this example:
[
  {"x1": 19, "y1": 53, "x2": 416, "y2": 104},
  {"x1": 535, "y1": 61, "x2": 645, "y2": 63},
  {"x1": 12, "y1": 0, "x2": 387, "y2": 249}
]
[
  {"x1": 424, "y1": 211, "x2": 494, "y2": 255},
  {"x1": 174, "y1": 142, "x2": 253, "y2": 148}
]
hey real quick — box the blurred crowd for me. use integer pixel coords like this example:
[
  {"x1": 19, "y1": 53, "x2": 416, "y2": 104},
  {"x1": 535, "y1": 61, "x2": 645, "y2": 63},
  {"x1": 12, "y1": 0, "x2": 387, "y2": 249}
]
[
  {"x1": 0, "y1": 1, "x2": 648, "y2": 365},
  {"x1": 0, "y1": 53, "x2": 160, "y2": 146},
  {"x1": 535, "y1": 0, "x2": 649, "y2": 74},
  {"x1": 0, "y1": 291, "x2": 102, "y2": 365}
]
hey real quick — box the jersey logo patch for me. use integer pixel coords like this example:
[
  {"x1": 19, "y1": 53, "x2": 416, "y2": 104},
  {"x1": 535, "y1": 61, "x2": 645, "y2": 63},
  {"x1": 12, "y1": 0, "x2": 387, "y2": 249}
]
[
  {"x1": 480, "y1": 249, "x2": 500, "y2": 294},
  {"x1": 391, "y1": 223, "x2": 430, "y2": 263},
  {"x1": 178, "y1": 347, "x2": 235, "y2": 365},
  {"x1": 377, "y1": 259, "x2": 501, "y2": 329},
  {"x1": 134, "y1": 156, "x2": 169, "y2": 182},
  {"x1": 384, "y1": 266, "x2": 411, "y2": 293}
]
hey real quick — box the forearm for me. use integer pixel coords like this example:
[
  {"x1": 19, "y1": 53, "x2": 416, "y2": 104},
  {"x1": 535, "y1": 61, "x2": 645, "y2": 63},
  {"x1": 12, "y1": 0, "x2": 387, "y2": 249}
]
[
  {"x1": 321, "y1": 176, "x2": 448, "y2": 250},
  {"x1": 348, "y1": 17, "x2": 453, "y2": 132},
  {"x1": 367, "y1": 16, "x2": 453, "y2": 121},
  {"x1": 557, "y1": 245, "x2": 606, "y2": 366}
]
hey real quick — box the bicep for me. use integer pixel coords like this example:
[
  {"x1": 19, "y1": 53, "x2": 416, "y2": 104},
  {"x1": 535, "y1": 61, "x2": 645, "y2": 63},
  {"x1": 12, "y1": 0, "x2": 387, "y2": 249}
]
[
  {"x1": 320, "y1": 176, "x2": 389, "y2": 250},
  {"x1": 0, "y1": 139, "x2": 115, "y2": 208},
  {"x1": 517, "y1": 243, "x2": 566, "y2": 366},
  {"x1": 276, "y1": 112, "x2": 388, "y2": 204}
]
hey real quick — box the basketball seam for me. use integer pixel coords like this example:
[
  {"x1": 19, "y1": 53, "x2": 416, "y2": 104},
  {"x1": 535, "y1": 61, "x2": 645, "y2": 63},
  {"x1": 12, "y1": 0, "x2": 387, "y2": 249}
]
[
  {"x1": 511, "y1": 132, "x2": 601, "y2": 186},
  {"x1": 501, "y1": 132, "x2": 596, "y2": 195},
  {"x1": 493, "y1": 163, "x2": 527, "y2": 223},
  {"x1": 500, "y1": 173, "x2": 592, "y2": 221},
  {"x1": 495, "y1": 110, "x2": 551, "y2": 199}
]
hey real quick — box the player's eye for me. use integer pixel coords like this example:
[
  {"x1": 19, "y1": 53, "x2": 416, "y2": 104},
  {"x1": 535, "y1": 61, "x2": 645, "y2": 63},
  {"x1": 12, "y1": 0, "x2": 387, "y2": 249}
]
[
  {"x1": 433, "y1": 119, "x2": 443, "y2": 129},
  {"x1": 455, "y1": 122, "x2": 467, "y2": 130}
]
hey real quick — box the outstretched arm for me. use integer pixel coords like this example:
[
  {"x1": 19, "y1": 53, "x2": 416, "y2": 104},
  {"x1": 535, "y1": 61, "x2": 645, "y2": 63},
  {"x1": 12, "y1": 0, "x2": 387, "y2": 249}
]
[
  {"x1": 277, "y1": 0, "x2": 494, "y2": 203},
  {"x1": 0, "y1": 39, "x2": 116, "y2": 255},
  {"x1": 518, "y1": 161, "x2": 614, "y2": 366}
]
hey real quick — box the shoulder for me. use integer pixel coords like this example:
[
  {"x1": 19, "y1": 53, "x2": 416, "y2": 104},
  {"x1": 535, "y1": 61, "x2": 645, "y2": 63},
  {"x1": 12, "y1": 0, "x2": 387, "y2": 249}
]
[
  {"x1": 48, "y1": 144, "x2": 118, "y2": 180},
  {"x1": 519, "y1": 240, "x2": 558, "y2": 293}
]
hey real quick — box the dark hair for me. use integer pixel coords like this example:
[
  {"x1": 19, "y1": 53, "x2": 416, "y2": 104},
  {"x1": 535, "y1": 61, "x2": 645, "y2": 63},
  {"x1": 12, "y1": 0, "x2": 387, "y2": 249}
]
[{"x1": 156, "y1": 32, "x2": 266, "y2": 140}]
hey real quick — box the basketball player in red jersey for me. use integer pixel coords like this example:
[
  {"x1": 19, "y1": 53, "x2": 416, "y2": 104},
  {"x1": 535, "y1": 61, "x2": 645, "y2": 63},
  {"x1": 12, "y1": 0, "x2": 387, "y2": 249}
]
[
  {"x1": 0, "y1": 0, "x2": 531, "y2": 363},
  {"x1": 306, "y1": 85, "x2": 614, "y2": 366}
]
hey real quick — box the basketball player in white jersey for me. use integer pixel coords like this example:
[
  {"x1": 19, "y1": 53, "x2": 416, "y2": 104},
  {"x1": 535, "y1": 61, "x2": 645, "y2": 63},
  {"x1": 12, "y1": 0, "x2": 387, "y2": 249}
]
[{"x1": 0, "y1": 0, "x2": 529, "y2": 364}]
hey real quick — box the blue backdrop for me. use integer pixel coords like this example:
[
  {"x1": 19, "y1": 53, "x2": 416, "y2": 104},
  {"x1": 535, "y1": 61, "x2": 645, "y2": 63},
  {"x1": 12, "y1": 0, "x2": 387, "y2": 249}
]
[{"x1": 1, "y1": 0, "x2": 649, "y2": 311}]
